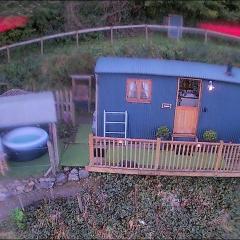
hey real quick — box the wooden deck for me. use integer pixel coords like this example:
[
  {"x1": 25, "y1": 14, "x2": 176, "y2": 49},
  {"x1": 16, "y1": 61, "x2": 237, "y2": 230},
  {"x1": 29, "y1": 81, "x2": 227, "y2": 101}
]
[{"x1": 86, "y1": 135, "x2": 240, "y2": 177}]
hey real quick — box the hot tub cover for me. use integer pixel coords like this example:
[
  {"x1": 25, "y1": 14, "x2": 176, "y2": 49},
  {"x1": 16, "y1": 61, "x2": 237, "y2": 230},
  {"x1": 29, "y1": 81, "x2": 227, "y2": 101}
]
[{"x1": 0, "y1": 91, "x2": 57, "y2": 128}]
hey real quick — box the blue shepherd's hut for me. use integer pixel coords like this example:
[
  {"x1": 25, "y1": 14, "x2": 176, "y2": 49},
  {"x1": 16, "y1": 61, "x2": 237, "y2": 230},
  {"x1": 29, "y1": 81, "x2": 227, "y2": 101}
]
[{"x1": 94, "y1": 57, "x2": 240, "y2": 142}]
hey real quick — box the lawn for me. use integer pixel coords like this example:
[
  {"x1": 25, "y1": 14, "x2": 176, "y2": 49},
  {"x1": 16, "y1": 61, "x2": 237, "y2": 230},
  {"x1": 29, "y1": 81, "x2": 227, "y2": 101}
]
[
  {"x1": 61, "y1": 124, "x2": 91, "y2": 167},
  {"x1": 0, "y1": 153, "x2": 50, "y2": 180},
  {"x1": 98, "y1": 145, "x2": 226, "y2": 170}
]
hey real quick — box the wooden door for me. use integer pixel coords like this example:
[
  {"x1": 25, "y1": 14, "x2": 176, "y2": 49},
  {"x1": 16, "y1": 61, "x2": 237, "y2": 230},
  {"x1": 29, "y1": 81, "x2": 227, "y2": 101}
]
[
  {"x1": 173, "y1": 106, "x2": 198, "y2": 135},
  {"x1": 173, "y1": 78, "x2": 202, "y2": 136}
]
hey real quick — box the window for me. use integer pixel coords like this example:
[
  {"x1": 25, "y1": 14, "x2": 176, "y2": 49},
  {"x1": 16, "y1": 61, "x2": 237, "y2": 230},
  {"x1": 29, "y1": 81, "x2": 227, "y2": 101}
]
[{"x1": 126, "y1": 79, "x2": 152, "y2": 103}]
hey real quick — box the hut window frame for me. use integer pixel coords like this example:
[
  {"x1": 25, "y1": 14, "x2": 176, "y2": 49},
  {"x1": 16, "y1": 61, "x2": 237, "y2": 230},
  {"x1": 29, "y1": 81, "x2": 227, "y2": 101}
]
[{"x1": 126, "y1": 79, "x2": 152, "y2": 103}]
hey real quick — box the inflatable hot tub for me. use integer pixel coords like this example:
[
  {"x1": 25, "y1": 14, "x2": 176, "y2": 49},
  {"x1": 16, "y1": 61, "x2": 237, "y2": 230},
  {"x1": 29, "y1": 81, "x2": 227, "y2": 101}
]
[{"x1": 2, "y1": 127, "x2": 48, "y2": 161}]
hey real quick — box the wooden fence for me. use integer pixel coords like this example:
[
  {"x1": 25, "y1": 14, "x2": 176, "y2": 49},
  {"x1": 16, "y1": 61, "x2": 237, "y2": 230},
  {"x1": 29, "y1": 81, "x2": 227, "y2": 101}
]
[
  {"x1": 1, "y1": 24, "x2": 240, "y2": 63},
  {"x1": 54, "y1": 89, "x2": 75, "y2": 125},
  {"x1": 87, "y1": 135, "x2": 240, "y2": 177}
]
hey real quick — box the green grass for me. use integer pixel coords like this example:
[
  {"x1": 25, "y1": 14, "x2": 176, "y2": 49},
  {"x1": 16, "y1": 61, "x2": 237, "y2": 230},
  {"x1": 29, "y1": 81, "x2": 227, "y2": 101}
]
[
  {"x1": 0, "y1": 139, "x2": 67, "y2": 180},
  {"x1": 60, "y1": 124, "x2": 91, "y2": 167},
  {"x1": 0, "y1": 153, "x2": 50, "y2": 180}
]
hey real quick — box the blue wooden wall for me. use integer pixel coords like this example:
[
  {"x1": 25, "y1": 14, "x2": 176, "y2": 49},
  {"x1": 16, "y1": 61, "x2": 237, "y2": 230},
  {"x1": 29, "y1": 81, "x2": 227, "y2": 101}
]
[{"x1": 97, "y1": 73, "x2": 240, "y2": 142}]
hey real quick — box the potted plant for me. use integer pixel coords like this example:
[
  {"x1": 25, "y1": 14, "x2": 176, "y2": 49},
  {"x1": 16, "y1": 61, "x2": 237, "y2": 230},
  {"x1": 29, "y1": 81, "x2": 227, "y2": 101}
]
[
  {"x1": 203, "y1": 130, "x2": 217, "y2": 142},
  {"x1": 156, "y1": 126, "x2": 170, "y2": 140}
]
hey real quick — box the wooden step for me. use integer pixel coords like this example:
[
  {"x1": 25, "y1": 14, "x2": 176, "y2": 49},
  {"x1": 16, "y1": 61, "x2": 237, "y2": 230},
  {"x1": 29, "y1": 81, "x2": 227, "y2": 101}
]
[{"x1": 172, "y1": 133, "x2": 198, "y2": 141}]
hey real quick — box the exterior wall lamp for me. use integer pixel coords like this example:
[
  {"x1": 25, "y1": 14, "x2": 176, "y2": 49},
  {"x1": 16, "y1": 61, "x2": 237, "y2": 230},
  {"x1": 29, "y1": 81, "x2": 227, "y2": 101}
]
[{"x1": 208, "y1": 81, "x2": 215, "y2": 91}]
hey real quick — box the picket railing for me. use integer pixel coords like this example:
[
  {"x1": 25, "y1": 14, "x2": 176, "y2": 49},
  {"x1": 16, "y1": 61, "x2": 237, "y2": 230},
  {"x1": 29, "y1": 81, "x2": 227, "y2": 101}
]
[
  {"x1": 87, "y1": 135, "x2": 240, "y2": 177},
  {"x1": 54, "y1": 88, "x2": 75, "y2": 125}
]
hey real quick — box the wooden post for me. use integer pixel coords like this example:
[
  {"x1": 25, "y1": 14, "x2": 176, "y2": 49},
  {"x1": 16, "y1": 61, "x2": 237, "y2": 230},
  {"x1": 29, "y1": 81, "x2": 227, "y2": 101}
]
[
  {"x1": 155, "y1": 138, "x2": 161, "y2": 169},
  {"x1": 145, "y1": 25, "x2": 148, "y2": 43},
  {"x1": 47, "y1": 140, "x2": 56, "y2": 176},
  {"x1": 0, "y1": 153, "x2": 8, "y2": 176},
  {"x1": 110, "y1": 27, "x2": 113, "y2": 44},
  {"x1": 77, "y1": 193, "x2": 83, "y2": 212},
  {"x1": 40, "y1": 39, "x2": 43, "y2": 55},
  {"x1": 215, "y1": 140, "x2": 224, "y2": 174},
  {"x1": 6, "y1": 47, "x2": 10, "y2": 63},
  {"x1": 204, "y1": 31, "x2": 208, "y2": 44},
  {"x1": 52, "y1": 123, "x2": 60, "y2": 168},
  {"x1": 70, "y1": 90, "x2": 76, "y2": 126},
  {"x1": 76, "y1": 32, "x2": 79, "y2": 47},
  {"x1": 177, "y1": 27, "x2": 180, "y2": 41},
  {"x1": 88, "y1": 77, "x2": 92, "y2": 113},
  {"x1": 89, "y1": 134, "x2": 94, "y2": 165}
]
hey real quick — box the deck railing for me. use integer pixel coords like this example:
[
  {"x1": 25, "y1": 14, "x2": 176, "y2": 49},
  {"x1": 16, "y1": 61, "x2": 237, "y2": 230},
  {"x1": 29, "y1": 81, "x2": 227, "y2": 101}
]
[
  {"x1": 1, "y1": 24, "x2": 240, "y2": 63},
  {"x1": 87, "y1": 135, "x2": 240, "y2": 177}
]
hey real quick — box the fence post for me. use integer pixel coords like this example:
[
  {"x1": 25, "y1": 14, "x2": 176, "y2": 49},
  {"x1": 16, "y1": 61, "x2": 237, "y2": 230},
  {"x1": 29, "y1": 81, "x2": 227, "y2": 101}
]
[
  {"x1": 6, "y1": 47, "x2": 10, "y2": 63},
  {"x1": 110, "y1": 27, "x2": 113, "y2": 44},
  {"x1": 40, "y1": 39, "x2": 44, "y2": 55},
  {"x1": 76, "y1": 32, "x2": 79, "y2": 47},
  {"x1": 204, "y1": 31, "x2": 208, "y2": 44},
  {"x1": 145, "y1": 25, "x2": 148, "y2": 43},
  {"x1": 155, "y1": 138, "x2": 161, "y2": 169},
  {"x1": 51, "y1": 123, "x2": 60, "y2": 170},
  {"x1": 47, "y1": 140, "x2": 56, "y2": 176},
  {"x1": 70, "y1": 90, "x2": 76, "y2": 126},
  {"x1": 177, "y1": 27, "x2": 180, "y2": 41},
  {"x1": 215, "y1": 140, "x2": 224, "y2": 174},
  {"x1": 88, "y1": 134, "x2": 94, "y2": 165}
]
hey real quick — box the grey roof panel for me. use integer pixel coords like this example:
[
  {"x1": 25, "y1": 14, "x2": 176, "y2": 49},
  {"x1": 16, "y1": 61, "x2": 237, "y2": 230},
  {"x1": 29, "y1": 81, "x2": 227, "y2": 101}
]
[
  {"x1": 0, "y1": 91, "x2": 57, "y2": 128},
  {"x1": 95, "y1": 57, "x2": 240, "y2": 84}
]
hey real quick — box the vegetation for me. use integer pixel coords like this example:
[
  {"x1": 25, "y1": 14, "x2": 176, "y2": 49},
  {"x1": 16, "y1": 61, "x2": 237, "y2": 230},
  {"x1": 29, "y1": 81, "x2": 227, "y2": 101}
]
[
  {"x1": 203, "y1": 130, "x2": 218, "y2": 142},
  {"x1": 10, "y1": 208, "x2": 26, "y2": 230},
  {"x1": 156, "y1": 126, "x2": 171, "y2": 139},
  {"x1": 1, "y1": 34, "x2": 240, "y2": 91},
  {"x1": 1, "y1": 0, "x2": 240, "y2": 45},
  {"x1": 0, "y1": 174, "x2": 239, "y2": 239}
]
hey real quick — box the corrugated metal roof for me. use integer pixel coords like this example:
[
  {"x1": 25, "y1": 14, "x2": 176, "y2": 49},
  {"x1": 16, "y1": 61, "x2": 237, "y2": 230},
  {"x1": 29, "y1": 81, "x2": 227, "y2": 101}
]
[{"x1": 95, "y1": 57, "x2": 240, "y2": 84}]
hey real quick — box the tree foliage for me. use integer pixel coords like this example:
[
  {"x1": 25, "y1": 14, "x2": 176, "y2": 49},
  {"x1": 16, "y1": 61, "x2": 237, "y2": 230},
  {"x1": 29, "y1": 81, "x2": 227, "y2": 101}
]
[{"x1": 1, "y1": 0, "x2": 240, "y2": 45}]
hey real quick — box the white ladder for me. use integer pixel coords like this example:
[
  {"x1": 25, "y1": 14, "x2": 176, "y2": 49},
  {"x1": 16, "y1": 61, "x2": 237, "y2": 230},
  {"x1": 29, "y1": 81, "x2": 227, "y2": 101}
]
[{"x1": 103, "y1": 110, "x2": 128, "y2": 138}]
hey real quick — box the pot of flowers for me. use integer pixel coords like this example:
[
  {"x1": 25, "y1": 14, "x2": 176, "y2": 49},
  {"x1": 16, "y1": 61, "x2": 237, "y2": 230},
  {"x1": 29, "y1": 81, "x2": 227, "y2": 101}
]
[
  {"x1": 203, "y1": 130, "x2": 217, "y2": 152},
  {"x1": 203, "y1": 130, "x2": 217, "y2": 142}
]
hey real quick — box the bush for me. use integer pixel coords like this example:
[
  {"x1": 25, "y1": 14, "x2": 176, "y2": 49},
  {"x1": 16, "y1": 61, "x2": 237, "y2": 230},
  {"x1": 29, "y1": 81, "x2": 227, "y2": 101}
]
[
  {"x1": 203, "y1": 130, "x2": 217, "y2": 142},
  {"x1": 156, "y1": 126, "x2": 170, "y2": 139},
  {"x1": 11, "y1": 208, "x2": 26, "y2": 230},
  {"x1": 57, "y1": 121, "x2": 76, "y2": 141}
]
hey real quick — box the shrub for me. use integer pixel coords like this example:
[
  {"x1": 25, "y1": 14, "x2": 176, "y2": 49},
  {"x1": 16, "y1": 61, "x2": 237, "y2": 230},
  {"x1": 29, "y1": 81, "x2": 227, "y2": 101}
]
[
  {"x1": 11, "y1": 208, "x2": 26, "y2": 230},
  {"x1": 203, "y1": 130, "x2": 217, "y2": 142},
  {"x1": 156, "y1": 126, "x2": 170, "y2": 139},
  {"x1": 57, "y1": 121, "x2": 76, "y2": 141}
]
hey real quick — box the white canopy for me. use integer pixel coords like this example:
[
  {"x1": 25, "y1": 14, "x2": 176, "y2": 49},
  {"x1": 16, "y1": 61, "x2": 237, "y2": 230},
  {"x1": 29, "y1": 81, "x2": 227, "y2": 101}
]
[{"x1": 0, "y1": 91, "x2": 57, "y2": 128}]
